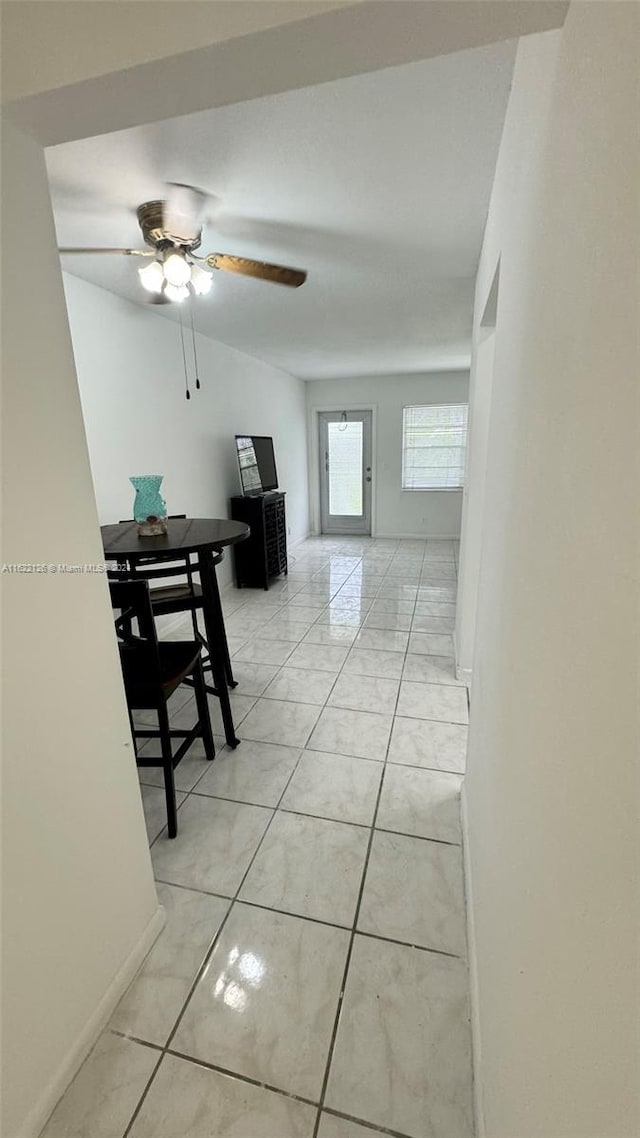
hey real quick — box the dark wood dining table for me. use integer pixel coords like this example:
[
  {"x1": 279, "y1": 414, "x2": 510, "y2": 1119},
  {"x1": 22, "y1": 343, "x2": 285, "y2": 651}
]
[{"x1": 101, "y1": 517, "x2": 249, "y2": 748}]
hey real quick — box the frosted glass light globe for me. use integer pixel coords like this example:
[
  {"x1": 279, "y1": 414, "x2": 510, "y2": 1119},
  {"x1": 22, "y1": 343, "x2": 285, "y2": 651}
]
[
  {"x1": 138, "y1": 260, "x2": 164, "y2": 293},
  {"x1": 190, "y1": 263, "x2": 213, "y2": 296},
  {"x1": 163, "y1": 252, "x2": 191, "y2": 287},
  {"x1": 164, "y1": 283, "x2": 189, "y2": 303}
]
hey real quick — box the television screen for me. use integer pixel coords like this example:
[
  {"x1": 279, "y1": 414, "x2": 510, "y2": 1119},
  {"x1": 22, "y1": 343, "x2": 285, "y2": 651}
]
[{"x1": 235, "y1": 435, "x2": 278, "y2": 494}]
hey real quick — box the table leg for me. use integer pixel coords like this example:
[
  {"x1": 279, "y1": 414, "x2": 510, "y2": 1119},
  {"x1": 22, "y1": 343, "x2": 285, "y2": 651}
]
[
  {"x1": 208, "y1": 552, "x2": 237, "y2": 688},
  {"x1": 197, "y1": 549, "x2": 240, "y2": 748}
]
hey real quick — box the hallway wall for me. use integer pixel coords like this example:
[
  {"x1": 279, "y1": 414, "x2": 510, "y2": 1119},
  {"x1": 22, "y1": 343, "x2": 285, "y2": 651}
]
[
  {"x1": 1, "y1": 118, "x2": 161, "y2": 1138},
  {"x1": 463, "y1": 5, "x2": 639, "y2": 1136}
]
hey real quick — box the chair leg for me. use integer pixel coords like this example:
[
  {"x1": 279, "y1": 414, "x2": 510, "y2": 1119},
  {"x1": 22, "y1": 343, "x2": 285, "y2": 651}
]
[
  {"x1": 158, "y1": 702, "x2": 178, "y2": 838},
  {"x1": 190, "y1": 607, "x2": 199, "y2": 641},
  {"x1": 126, "y1": 707, "x2": 139, "y2": 758},
  {"x1": 193, "y1": 658, "x2": 216, "y2": 762}
]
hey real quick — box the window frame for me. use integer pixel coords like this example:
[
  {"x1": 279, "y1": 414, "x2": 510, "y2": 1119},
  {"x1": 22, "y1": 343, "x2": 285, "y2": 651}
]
[{"x1": 401, "y1": 402, "x2": 469, "y2": 492}]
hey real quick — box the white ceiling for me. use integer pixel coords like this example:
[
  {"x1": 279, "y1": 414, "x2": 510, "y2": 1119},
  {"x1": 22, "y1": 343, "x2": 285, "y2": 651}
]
[{"x1": 46, "y1": 40, "x2": 515, "y2": 380}]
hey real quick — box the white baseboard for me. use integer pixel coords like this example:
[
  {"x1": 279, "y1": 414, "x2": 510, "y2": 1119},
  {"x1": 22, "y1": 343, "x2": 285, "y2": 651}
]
[
  {"x1": 298, "y1": 530, "x2": 457, "y2": 539},
  {"x1": 460, "y1": 787, "x2": 485, "y2": 1138},
  {"x1": 453, "y1": 630, "x2": 473, "y2": 686},
  {"x1": 374, "y1": 532, "x2": 461, "y2": 540},
  {"x1": 19, "y1": 905, "x2": 165, "y2": 1138},
  {"x1": 289, "y1": 530, "x2": 312, "y2": 548},
  {"x1": 287, "y1": 531, "x2": 312, "y2": 557}
]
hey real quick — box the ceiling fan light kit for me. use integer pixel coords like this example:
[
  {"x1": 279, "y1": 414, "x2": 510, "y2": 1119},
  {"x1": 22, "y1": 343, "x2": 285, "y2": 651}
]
[
  {"x1": 139, "y1": 249, "x2": 213, "y2": 302},
  {"x1": 58, "y1": 183, "x2": 308, "y2": 399}
]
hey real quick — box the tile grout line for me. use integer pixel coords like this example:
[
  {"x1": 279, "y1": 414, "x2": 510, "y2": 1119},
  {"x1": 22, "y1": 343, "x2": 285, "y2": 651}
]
[
  {"x1": 310, "y1": 591, "x2": 414, "y2": 1138},
  {"x1": 165, "y1": 1050, "x2": 319, "y2": 1110},
  {"x1": 146, "y1": 882, "x2": 465, "y2": 959}
]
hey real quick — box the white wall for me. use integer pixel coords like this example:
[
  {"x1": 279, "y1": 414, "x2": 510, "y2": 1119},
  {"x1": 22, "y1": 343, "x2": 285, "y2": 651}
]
[
  {"x1": 1, "y1": 118, "x2": 161, "y2": 1138},
  {"x1": 306, "y1": 371, "x2": 469, "y2": 537},
  {"x1": 63, "y1": 274, "x2": 310, "y2": 586},
  {"x1": 463, "y1": 6, "x2": 639, "y2": 1137}
]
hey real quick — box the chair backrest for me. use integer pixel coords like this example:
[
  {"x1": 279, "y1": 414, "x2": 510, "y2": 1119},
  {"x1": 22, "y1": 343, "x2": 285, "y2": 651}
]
[
  {"x1": 109, "y1": 578, "x2": 161, "y2": 682},
  {"x1": 113, "y1": 515, "x2": 196, "y2": 580}
]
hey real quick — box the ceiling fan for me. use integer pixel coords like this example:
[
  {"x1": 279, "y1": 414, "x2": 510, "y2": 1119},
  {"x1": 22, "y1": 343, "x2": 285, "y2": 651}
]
[{"x1": 58, "y1": 183, "x2": 308, "y2": 304}]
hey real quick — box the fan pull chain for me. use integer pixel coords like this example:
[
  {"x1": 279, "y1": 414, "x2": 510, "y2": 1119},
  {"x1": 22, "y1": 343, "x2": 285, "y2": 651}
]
[
  {"x1": 177, "y1": 304, "x2": 191, "y2": 400},
  {"x1": 188, "y1": 296, "x2": 201, "y2": 390}
]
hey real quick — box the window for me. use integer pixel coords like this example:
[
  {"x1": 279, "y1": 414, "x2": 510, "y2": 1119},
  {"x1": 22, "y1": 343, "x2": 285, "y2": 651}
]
[
  {"x1": 327, "y1": 421, "x2": 363, "y2": 516},
  {"x1": 402, "y1": 404, "x2": 469, "y2": 490}
]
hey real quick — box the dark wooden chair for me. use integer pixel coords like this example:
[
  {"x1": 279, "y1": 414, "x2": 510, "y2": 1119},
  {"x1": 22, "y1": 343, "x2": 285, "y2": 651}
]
[
  {"x1": 116, "y1": 514, "x2": 235, "y2": 691},
  {"x1": 109, "y1": 578, "x2": 216, "y2": 839}
]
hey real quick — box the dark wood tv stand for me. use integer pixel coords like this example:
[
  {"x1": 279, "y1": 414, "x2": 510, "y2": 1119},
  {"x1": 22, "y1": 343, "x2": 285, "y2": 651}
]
[{"x1": 230, "y1": 492, "x2": 288, "y2": 589}]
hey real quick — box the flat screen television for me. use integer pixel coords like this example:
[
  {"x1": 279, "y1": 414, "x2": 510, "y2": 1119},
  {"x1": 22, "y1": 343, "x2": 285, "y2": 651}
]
[{"x1": 235, "y1": 435, "x2": 279, "y2": 495}]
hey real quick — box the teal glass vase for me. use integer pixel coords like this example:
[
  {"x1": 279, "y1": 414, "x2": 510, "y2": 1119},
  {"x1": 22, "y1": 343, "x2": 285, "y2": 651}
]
[{"x1": 130, "y1": 475, "x2": 167, "y2": 535}]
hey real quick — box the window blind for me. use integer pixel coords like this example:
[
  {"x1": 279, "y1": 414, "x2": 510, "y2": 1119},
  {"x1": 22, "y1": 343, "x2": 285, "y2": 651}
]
[
  {"x1": 328, "y1": 421, "x2": 363, "y2": 516},
  {"x1": 402, "y1": 404, "x2": 469, "y2": 490}
]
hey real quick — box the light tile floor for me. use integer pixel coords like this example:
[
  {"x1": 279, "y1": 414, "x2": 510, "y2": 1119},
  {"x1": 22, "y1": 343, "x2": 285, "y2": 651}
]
[{"x1": 40, "y1": 537, "x2": 473, "y2": 1138}]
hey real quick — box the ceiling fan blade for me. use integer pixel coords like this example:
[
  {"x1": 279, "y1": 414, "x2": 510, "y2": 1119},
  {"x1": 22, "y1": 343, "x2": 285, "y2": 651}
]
[
  {"x1": 204, "y1": 253, "x2": 307, "y2": 288},
  {"x1": 163, "y1": 182, "x2": 210, "y2": 243},
  {"x1": 58, "y1": 247, "x2": 153, "y2": 256}
]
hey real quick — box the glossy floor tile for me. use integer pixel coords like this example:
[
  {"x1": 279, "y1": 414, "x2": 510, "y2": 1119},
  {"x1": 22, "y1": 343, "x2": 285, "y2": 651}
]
[
  {"x1": 308, "y1": 706, "x2": 393, "y2": 761},
  {"x1": 325, "y1": 936, "x2": 473, "y2": 1138},
  {"x1": 354, "y1": 627, "x2": 409, "y2": 653},
  {"x1": 411, "y1": 613, "x2": 455, "y2": 633},
  {"x1": 234, "y1": 637, "x2": 296, "y2": 665},
  {"x1": 388, "y1": 717, "x2": 468, "y2": 773},
  {"x1": 194, "y1": 739, "x2": 301, "y2": 807},
  {"x1": 110, "y1": 883, "x2": 229, "y2": 1044},
  {"x1": 304, "y1": 624, "x2": 359, "y2": 646},
  {"x1": 263, "y1": 665, "x2": 338, "y2": 705},
  {"x1": 402, "y1": 652, "x2": 464, "y2": 686},
  {"x1": 408, "y1": 631, "x2": 454, "y2": 656},
  {"x1": 151, "y1": 794, "x2": 272, "y2": 894},
  {"x1": 260, "y1": 618, "x2": 313, "y2": 642},
  {"x1": 280, "y1": 749, "x2": 383, "y2": 826},
  {"x1": 239, "y1": 810, "x2": 369, "y2": 926},
  {"x1": 363, "y1": 610, "x2": 413, "y2": 631},
  {"x1": 228, "y1": 660, "x2": 280, "y2": 696},
  {"x1": 317, "y1": 1115, "x2": 376, "y2": 1138},
  {"x1": 238, "y1": 698, "x2": 321, "y2": 748},
  {"x1": 328, "y1": 672, "x2": 399, "y2": 715},
  {"x1": 286, "y1": 641, "x2": 350, "y2": 672},
  {"x1": 42, "y1": 537, "x2": 475, "y2": 1138},
  {"x1": 39, "y1": 1032, "x2": 159, "y2": 1138},
  {"x1": 342, "y1": 647, "x2": 405, "y2": 679},
  {"x1": 376, "y1": 765, "x2": 462, "y2": 843},
  {"x1": 396, "y1": 680, "x2": 469, "y2": 724},
  {"x1": 358, "y1": 830, "x2": 467, "y2": 956},
  {"x1": 138, "y1": 736, "x2": 225, "y2": 793},
  {"x1": 172, "y1": 903, "x2": 349, "y2": 1100},
  {"x1": 129, "y1": 1053, "x2": 316, "y2": 1137}
]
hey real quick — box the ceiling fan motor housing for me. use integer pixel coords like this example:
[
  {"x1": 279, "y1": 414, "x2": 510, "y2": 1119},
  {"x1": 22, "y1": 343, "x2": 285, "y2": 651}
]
[{"x1": 136, "y1": 200, "x2": 202, "y2": 252}]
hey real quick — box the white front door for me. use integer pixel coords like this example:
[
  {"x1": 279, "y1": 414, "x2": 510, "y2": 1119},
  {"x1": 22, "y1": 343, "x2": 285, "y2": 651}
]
[{"x1": 319, "y1": 410, "x2": 373, "y2": 535}]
